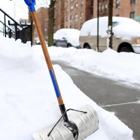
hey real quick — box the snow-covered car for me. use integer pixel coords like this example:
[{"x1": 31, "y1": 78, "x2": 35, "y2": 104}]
[
  {"x1": 34, "y1": 38, "x2": 47, "y2": 45},
  {"x1": 54, "y1": 28, "x2": 80, "y2": 48},
  {"x1": 79, "y1": 16, "x2": 140, "y2": 53}
]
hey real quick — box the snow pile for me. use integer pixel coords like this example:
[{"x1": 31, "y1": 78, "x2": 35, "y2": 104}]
[{"x1": 0, "y1": 35, "x2": 134, "y2": 140}]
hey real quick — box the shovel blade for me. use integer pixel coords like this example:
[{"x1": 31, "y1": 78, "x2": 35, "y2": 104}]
[
  {"x1": 32, "y1": 104, "x2": 99, "y2": 140},
  {"x1": 69, "y1": 104, "x2": 99, "y2": 140},
  {"x1": 32, "y1": 121, "x2": 74, "y2": 140}
]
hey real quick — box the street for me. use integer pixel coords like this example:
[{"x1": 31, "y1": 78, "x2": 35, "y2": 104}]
[{"x1": 53, "y1": 60, "x2": 140, "y2": 140}]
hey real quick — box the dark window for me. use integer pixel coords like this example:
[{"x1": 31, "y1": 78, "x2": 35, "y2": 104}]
[
  {"x1": 104, "y1": 4, "x2": 108, "y2": 12},
  {"x1": 74, "y1": 24, "x2": 78, "y2": 29},
  {"x1": 116, "y1": 0, "x2": 120, "y2": 8},
  {"x1": 113, "y1": 21, "x2": 119, "y2": 27},
  {"x1": 130, "y1": 11, "x2": 135, "y2": 19},
  {"x1": 131, "y1": 0, "x2": 135, "y2": 4},
  {"x1": 80, "y1": 23, "x2": 83, "y2": 29},
  {"x1": 81, "y1": 1, "x2": 84, "y2": 7}
]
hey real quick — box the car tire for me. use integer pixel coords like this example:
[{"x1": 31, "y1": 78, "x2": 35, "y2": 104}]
[
  {"x1": 67, "y1": 43, "x2": 72, "y2": 47},
  {"x1": 119, "y1": 46, "x2": 134, "y2": 53},
  {"x1": 84, "y1": 44, "x2": 91, "y2": 49}
]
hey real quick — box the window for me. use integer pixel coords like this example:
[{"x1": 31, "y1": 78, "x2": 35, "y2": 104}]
[
  {"x1": 130, "y1": 11, "x2": 135, "y2": 19},
  {"x1": 113, "y1": 21, "x2": 119, "y2": 27},
  {"x1": 116, "y1": 0, "x2": 120, "y2": 8},
  {"x1": 74, "y1": 24, "x2": 78, "y2": 29},
  {"x1": 80, "y1": 23, "x2": 83, "y2": 28},
  {"x1": 70, "y1": 6, "x2": 74, "y2": 11},
  {"x1": 100, "y1": 4, "x2": 104, "y2": 12},
  {"x1": 100, "y1": 5, "x2": 102, "y2": 12},
  {"x1": 70, "y1": 15, "x2": 73, "y2": 22},
  {"x1": 75, "y1": 14, "x2": 78, "y2": 21},
  {"x1": 102, "y1": 5, "x2": 104, "y2": 11},
  {"x1": 81, "y1": 1, "x2": 84, "y2": 7},
  {"x1": 104, "y1": 4, "x2": 108, "y2": 12},
  {"x1": 80, "y1": 12, "x2": 83, "y2": 19},
  {"x1": 131, "y1": 0, "x2": 135, "y2": 4},
  {"x1": 75, "y1": 3, "x2": 78, "y2": 9}
]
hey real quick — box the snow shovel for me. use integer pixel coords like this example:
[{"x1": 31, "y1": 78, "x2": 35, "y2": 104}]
[{"x1": 24, "y1": 0, "x2": 99, "y2": 139}]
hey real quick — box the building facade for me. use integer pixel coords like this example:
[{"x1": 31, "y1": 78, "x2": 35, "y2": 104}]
[
  {"x1": 54, "y1": 0, "x2": 65, "y2": 31},
  {"x1": 63, "y1": 0, "x2": 140, "y2": 30},
  {"x1": 64, "y1": 0, "x2": 93, "y2": 29},
  {"x1": 34, "y1": 7, "x2": 48, "y2": 41},
  {"x1": 97, "y1": 0, "x2": 140, "y2": 19}
]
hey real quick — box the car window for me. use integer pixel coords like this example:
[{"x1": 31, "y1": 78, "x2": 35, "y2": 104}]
[{"x1": 113, "y1": 21, "x2": 119, "y2": 27}]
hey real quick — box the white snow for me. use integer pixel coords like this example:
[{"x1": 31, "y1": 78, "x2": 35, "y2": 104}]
[
  {"x1": 48, "y1": 46, "x2": 140, "y2": 89},
  {"x1": 0, "y1": 34, "x2": 135, "y2": 140},
  {"x1": 0, "y1": 1, "x2": 138, "y2": 140},
  {"x1": 54, "y1": 28, "x2": 80, "y2": 46},
  {"x1": 80, "y1": 16, "x2": 140, "y2": 37}
]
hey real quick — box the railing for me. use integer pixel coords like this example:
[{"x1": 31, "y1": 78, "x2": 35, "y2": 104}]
[{"x1": 0, "y1": 8, "x2": 32, "y2": 44}]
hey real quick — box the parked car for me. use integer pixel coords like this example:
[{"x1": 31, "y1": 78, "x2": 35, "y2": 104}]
[
  {"x1": 79, "y1": 16, "x2": 140, "y2": 53},
  {"x1": 54, "y1": 28, "x2": 80, "y2": 48},
  {"x1": 34, "y1": 38, "x2": 47, "y2": 45}
]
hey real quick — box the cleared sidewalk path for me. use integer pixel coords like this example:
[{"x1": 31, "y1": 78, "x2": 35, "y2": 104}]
[{"x1": 53, "y1": 60, "x2": 140, "y2": 140}]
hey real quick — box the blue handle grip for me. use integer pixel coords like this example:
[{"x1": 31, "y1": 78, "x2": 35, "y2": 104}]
[{"x1": 24, "y1": 0, "x2": 36, "y2": 12}]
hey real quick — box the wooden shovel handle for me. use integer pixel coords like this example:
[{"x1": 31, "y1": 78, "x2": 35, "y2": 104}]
[{"x1": 31, "y1": 12, "x2": 64, "y2": 106}]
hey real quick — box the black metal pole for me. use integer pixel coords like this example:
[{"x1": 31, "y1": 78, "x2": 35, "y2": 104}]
[
  {"x1": 108, "y1": 0, "x2": 113, "y2": 49},
  {"x1": 30, "y1": 21, "x2": 33, "y2": 45},
  {"x1": 4, "y1": 14, "x2": 6, "y2": 37},
  {"x1": 15, "y1": 23, "x2": 17, "y2": 40},
  {"x1": 97, "y1": 0, "x2": 99, "y2": 52}
]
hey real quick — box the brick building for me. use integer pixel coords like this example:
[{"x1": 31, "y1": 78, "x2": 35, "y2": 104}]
[
  {"x1": 64, "y1": 0, "x2": 94, "y2": 29},
  {"x1": 97, "y1": 0, "x2": 140, "y2": 19},
  {"x1": 54, "y1": 0, "x2": 65, "y2": 31},
  {"x1": 63, "y1": 0, "x2": 140, "y2": 30},
  {"x1": 34, "y1": 7, "x2": 48, "y2": 41}
]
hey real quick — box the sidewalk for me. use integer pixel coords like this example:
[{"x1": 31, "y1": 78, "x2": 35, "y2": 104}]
[{"x1": 53, "y1": 60, "x2": 140, "y2": 140}]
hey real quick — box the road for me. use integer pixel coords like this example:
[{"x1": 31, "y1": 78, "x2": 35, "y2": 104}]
[{"x1": 53, "y1": 60, "x2": 140, "y2": 140}]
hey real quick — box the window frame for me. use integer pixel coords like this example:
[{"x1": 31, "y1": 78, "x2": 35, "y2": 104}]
[
  {"x1": 116, "y1": 0, "x2": 120, "y2": 9},
  {"x1": 131, "y1": 0, "x2": 135, "y2": 5},
  {"x1": 130, "y1": 11, "x2": 135, "y2": 19}
]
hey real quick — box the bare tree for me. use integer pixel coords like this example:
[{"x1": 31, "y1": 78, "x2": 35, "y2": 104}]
[
  {"x1": 48, "y1": 0, "x2": 56, "y2": 46},
  {"x1": 108, "y1": 0, "x2": 113, "y2": 49}
]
